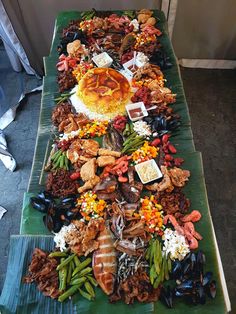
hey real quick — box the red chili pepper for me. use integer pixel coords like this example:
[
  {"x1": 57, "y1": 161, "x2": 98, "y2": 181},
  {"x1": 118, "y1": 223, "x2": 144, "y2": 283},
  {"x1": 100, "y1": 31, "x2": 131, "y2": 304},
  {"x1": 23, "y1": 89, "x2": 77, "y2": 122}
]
[
  {"x1": 150, "y1": 138, "x2": 161, "y2": 146},
  {"x1": 168, "y1": 143, "x2": 177, "y2": 154},
  {"x1": 162, "y1": 134, "x2": 170, "y2": 144},
  {"x1": 70, "y1": 172, "x2": 80, "y2": 180}
]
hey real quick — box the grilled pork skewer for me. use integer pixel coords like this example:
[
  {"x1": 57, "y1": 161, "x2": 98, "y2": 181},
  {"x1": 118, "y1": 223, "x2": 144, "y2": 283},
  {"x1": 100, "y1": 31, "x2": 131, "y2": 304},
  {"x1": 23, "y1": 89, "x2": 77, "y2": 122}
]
[{"x1": 92, "y1": 224, "x2": 117, "y2": 295}]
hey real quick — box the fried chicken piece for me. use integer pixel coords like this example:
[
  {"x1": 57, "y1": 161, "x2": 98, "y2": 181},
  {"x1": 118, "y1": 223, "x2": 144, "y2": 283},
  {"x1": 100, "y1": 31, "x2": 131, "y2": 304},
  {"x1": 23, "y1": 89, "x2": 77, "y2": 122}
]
[
  {"x1": 67, "y1": 139, "x2": 99, "y2": 165},
  {"x1": 169, "y1": 167, "x2": 190, "y2": 187},
  {"x1": 146, "y1": 166, "x2": 173, "y2": 192},
  {"x1": 78, "y1": 175, "x2": 100, "y2": 193},
  {"x1": 65, "y1": 219, "x2": 104, "y2": 256},
  {"x1": 81, "y1": 139, "x2": 99, "y2": 156},
  {"x1": 97, "y1": 156, "x2": 116, "y2": 167},
  {"x1": 80, "y1": 158, "x2": 97, "y2": 181},
  {"x1": 98, "y1": 148, "x2": 121, "y2": 157}
]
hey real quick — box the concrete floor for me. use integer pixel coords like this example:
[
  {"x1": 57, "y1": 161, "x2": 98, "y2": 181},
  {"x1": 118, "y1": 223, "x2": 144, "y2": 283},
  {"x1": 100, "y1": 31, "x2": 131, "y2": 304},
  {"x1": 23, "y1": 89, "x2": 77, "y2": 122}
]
[{"x1": 0, "y1": 45, "x2": 235, "y2": 311}]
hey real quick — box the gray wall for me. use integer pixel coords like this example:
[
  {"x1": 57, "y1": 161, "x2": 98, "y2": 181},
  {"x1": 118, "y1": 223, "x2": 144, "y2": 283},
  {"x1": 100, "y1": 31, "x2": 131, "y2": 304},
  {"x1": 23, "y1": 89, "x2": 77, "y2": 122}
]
[{"x1": 172, "y1": 0, "x2": 236, "y2": 60}]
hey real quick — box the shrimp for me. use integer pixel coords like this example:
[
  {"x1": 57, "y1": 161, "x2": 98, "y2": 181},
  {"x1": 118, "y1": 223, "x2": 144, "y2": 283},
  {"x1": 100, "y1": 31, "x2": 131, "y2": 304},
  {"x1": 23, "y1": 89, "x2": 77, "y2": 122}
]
[{"x1": 181, "y1": 210, "x2": 201, "y2": 223}]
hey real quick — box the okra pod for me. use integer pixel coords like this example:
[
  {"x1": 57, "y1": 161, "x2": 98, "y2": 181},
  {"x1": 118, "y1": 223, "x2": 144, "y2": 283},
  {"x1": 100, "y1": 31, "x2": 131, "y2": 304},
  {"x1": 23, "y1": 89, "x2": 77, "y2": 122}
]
[
  {"x1": 58, "y1": 285, "x2": 80, "y2": 302},
  {"x1": 86, "y1": 275, "x2": 98, "y2": 287},
  {"x1": 70, "y1": 276, "x2": 87, "y2": 286},
  {"x1": 84, "y1": 281, "x2": 95, "y2": 298},
  {"x1": 57, "y1": 253, "x2": 76, "y2": 271},
  {"x1": 77, "y1": 267, "x2": 92, "y2": 277},
  {"x1": 73, "y1": 255, "x2": 81, "y2": 267},
  {"x1": 79, "y1": 288, "x2": 93, "y2": 301},
  {"x1": 48, "y1": 251, "x2": 68, "y2": 258},
  {"x1": 72, "y1": 257, "x2": 92, "y2": 277}
]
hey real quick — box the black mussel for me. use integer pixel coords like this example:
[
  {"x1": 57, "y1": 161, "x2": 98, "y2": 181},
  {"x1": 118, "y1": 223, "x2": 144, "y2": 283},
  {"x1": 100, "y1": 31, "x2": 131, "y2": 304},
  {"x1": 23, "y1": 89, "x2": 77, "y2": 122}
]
[
  {"x1": 183, "y1": 260, "x2": 191, "y2": 276},
  {"x1": 171, "y1": 260, "x2": 182, "y2": 279},
  {"x1": 202, "y1": 271, "x2": 213, "y2": 286},
  {"x1": 64, "y1": 208, "x2": 79, "y2": 220},
  {"x1": 207, "y1": 280, "x2": 217, "y2": 299},
  {"x1": 30, "y1": 197, "x2": 48, "y2": 213},
  {"x1": 195, "y1": 284, "x2": 206, "y2": 304},
  {"x1": 53, "y1": 219, "x2": 64, "y2": 233},
  {"x1": 43, "y1": 213, "x2": 64, "y2": 233},
  {"x1": 161, "y1": 286, "x2": 173, "y2": 308},
  {"x1": 37, "y1": 191, "x2": 54, "y2": 207},
  {"x1": 175, "y1": 289, "x2": 191, "y2": 297},
  {"x1": 190, "y1": 252, "x2": 197, "y2": 271},
  {"x1": 143, "y1": 116, "x2": 153, "y2": 124},
  {"x1": 176, "y1": 280, "x2": 194, "y2": 291},
  {"x1": 60, "y1": 196, "x2": 76, "y2": 209},
  {"x1": 197, "y1": 251, "x2": 206, "y2": 266},
  {"x1": 43, "y1": 214, "x2": 54, "y2": 232}
]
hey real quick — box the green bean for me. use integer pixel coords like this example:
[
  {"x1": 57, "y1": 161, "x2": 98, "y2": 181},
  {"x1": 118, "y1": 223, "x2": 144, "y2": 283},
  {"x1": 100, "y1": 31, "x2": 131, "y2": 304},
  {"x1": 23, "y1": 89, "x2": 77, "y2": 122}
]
[
  {"x1": 57, "y1": 253, "x2": 76, "y2": 271},
  {"x1": 51, "y1": 150, "x2": 62, "y2": 161},
  {"x1": 48, "y1": 251, "x2": 68, "y2": 258},
  {"x1": 58, "y1": 285, "x2": 80, "y2": 302},
  {"x1": 59, "y1": 154, "x2": 65, "y2": 168},
  {"x1": 64, "y1": 154, "x2": 69, "y2": 170},
  {"x1": 72, "y1": 258, "x2": 92, "y2": 277}
]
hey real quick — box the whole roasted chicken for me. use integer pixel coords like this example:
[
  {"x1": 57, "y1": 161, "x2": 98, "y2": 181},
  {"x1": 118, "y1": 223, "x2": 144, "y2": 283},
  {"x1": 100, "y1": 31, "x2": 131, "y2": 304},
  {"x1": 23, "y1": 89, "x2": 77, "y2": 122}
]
[{"x1": 92, "y1": 224, "x2": 117, "y2": 295}]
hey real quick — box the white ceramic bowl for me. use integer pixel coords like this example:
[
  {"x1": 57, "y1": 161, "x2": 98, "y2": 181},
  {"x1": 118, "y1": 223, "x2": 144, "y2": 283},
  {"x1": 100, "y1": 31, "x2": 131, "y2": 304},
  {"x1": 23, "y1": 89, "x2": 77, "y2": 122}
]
[
  {"x1": 135, "y1": 159, "x2": 163, "y2": 184},
  {"x1": 92, "y1": 52, "x2": 113, "y2": 68},
  {"x1": 126, "y1": 102, "x2": 148, "y2": 122}
]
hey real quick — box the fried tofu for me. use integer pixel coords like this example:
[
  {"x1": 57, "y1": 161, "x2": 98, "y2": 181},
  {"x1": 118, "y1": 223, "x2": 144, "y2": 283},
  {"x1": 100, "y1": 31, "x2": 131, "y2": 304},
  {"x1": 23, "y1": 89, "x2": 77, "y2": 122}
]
[
  {"x1": 97, "y1": 156, "x2": 116, "y2": 167},
  {"x1": 98, "y1": 148, "x2": 121, "y2": 157},
  {"x1": 80, "y1": 158, "x2": 97, "y2": 181}
]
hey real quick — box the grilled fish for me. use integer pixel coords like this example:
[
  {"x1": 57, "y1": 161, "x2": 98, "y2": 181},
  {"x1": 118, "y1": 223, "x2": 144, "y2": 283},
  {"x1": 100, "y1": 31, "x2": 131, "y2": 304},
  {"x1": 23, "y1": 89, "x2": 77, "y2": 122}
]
[{"x1": 92, "y1": 224, "x2": 117, "y2": 295}]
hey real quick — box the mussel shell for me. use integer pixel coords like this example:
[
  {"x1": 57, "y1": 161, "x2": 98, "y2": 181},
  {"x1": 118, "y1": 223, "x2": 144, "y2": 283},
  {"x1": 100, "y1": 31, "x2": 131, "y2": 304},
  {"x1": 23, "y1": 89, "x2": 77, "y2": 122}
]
[
  {"x1": 207, "y1": 280, "x2": 216, "y2": 299},
  {"x1": 202, "y1": 271, "x2": 213, "y2": 286},
  {"x1": 176, "y1": 279, "x2": 194, "y2": 291},
  {"x1": 43, "y1": 214, "x2": 54, "y2": 232},
  {"x1": 171, "y1": 260, "x2": 182, "y2": 279},
  {"x1": 61, "y1": 196, "x2": 76, "y2": 205},
  {"x1": 43, "y1": 213, "x2": 63, "y2": 233},
  {"x1": 196, "y1": 285, "x2": 206, "y2": 304},
  {"x1": 160, "y1": 286, "x2": 173, "y2": 308},
  {"x1": 30, "y1": 197, "x2": 48, "y2": 213}
]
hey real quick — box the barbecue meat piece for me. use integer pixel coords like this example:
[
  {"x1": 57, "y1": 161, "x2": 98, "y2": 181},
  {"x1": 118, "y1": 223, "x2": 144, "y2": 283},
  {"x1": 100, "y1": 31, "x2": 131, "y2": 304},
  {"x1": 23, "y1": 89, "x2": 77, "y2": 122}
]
[
  {"x1": 121, "y1": 181, "x2": 143, "y2": 203},
  {"x1": 24, "y1": 248, "x2": 60, "y2": 299}
]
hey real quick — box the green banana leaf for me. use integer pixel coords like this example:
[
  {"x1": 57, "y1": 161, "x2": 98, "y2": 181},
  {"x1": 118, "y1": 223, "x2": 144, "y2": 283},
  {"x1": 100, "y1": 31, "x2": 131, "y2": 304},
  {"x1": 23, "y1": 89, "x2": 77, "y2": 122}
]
[
  {"x1": 5, "y1": 9, "x2": 227, "y2": 314},
  {"x1": 0, "y1": 235, "x2": 153, "y2": 314}
]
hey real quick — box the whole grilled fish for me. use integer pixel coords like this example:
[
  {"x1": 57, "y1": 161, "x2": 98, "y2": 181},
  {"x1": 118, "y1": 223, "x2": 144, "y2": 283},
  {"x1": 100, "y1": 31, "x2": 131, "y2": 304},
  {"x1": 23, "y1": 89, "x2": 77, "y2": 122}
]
[{"x1": 92, "y1": 224, "x2": 117, "y2": 295}]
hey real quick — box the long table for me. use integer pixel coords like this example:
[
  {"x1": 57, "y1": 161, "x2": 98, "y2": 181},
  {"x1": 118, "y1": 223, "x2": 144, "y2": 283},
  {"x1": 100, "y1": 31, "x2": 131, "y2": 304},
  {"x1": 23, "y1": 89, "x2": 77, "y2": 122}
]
[{"x1": 4, "y1": 9, "x2": 231, "y2": 314}]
